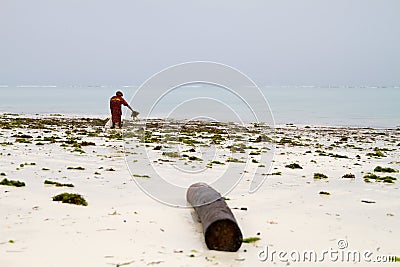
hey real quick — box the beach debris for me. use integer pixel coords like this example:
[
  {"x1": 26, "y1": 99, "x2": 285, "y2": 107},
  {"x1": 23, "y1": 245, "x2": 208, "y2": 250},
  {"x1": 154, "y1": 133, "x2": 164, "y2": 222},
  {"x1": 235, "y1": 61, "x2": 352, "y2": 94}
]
[
  {"x1": 114, "y1": 260, "x2": 135, "y2": 267},
  {"x1": 361, "y1": 200, "x2": 376, "y2": 204},
  {"x1": 316, "y1": 150, "x2": 348, "y2": 158},
  {"x1": 132, "y1": 174, "x2": 150, "y2": 178},
  {"x1": 0, "y1": 178, "x2": 25, "y2": 187},
  {"x1": 374, "y1": 166, "x2": 398, "y2": 173},
  {"x1": 67, "y1": 166, "x2": 85, "y2": 170},
  {"x1": 363, "y1": 173, "x2": 397, "y2": 183},
  {"x1": 319, "y1": 191, "x2": 331, "y2": 195},
  {"x1": 226, "y1": 157, "x2": 245, "y2": 163},
  {"x1": 0, "y1": 172, "x2": 6, "y2": 176},
  {"x1": 342, "y1": 173, "x2": 355, "y2": 178},
  {"x1": 12, "y1": 134, "x2": 33, "y2": 138},
  {"x1": 15, "y1": 138, "x2": 32, "y2": 143},
  {"x1": 146, "y1": 261, "x2": 163, "y2": 265},
  {"x1": 279, "y1": 137, "x2": 303, "y2": 146},
  {"x1": 162, "y1": 151, "x2": 180, "y2": 158},
  {"x1": 187, "y1": 182, "x2": 242, "y2": 252},
  {"x1": 271, "y1": 171, "x2": 282, "y2": 175},
  {"x1": 314, "y1": 173, "x2": 328, "y2": 179},
  {"x1": 366, "y1": 148, "x2": 386, "y2": 158},
  {"x1": 44, "y1": 180, "x2": 74, "y2": 187},
  {"x1": 285, "y1": 163, "x2": 303, "y2": 169},
  {"x1": 210, "y1": 160, "x2": 225, "y2": 165},
  {"x1": 80, "y1": 141, "x2": 95, "y2": 146},
  {"x1": 242, "y1": 237, "x2": 261, "y2": 243},
  {"x1": 52, "y1": 193, "x2": 88, "y2": 206}
]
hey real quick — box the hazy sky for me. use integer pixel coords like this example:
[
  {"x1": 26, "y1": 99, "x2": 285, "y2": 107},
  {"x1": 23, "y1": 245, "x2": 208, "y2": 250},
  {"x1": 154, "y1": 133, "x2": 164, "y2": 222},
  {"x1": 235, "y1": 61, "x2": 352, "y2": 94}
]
[{"x1": 1, "y1": 0, "x2": 399, "y2": 86}]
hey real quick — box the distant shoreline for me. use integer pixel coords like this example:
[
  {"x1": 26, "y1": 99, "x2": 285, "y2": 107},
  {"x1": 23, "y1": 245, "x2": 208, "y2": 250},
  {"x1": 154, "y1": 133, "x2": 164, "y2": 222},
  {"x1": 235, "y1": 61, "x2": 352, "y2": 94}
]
[{"x1": 0, "y1": 112, "x2": 398, "y2": 130}]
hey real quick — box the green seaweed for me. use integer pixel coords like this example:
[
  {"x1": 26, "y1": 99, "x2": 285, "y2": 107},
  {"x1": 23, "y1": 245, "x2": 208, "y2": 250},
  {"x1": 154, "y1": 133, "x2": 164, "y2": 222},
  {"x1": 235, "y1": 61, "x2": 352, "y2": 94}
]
[
  {"x1": 162, "y1": 151, "x2": 180, "y2": 158},
  {"x1": 0, "y1": 178, "x2": 25, "y2": 187},
  {"x1": 187, "y1": 155, "x2": 202, "y2": 161},
  {"x1": 342, "y1": 173, "x2": 355, "y2": 178},
  {"x1": 285, "y1": 163, "x2": 302, "y2": 169},
  {"x1": 44, "y1": 180, "x2": 74, "y2": 187},
  {"x1": 366, "y1": 148, "x2": 386, "y2": 157},
  {"x1": 374, "y1": 166, "x2": 398, "y2": 173},
  {"x1": 314, "y1": 173, "x2": 328, "y2": 179},
  {"x1": 271, "y1": 172, "x2": 282, "y2": 175},
  {"x1": 242, "y1": 237, "x2": 261, "y2": 243},
  {"x1": 363, "y1": 173, "x2": 397, "y2": 183},
  {"x1": 226, "y1": 157, "x2": 246, "y2": 163},
  {"x1": 210, "y1": 160, "x2": 225, "y2": 165},
  {"x1": 67, "y1": 166, "x2": 85, "y2": 170},
  {"x1": 52, "y1": 193, "x2": 88, "y2": 206},
  {"x1": 132, "y1": 174, "x2": 150, "y2": 178}
]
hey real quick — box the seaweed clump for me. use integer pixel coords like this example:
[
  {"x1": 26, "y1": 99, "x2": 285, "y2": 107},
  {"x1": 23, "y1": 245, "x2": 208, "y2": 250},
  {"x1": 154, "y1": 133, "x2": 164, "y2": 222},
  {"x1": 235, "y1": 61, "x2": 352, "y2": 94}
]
[
  {"x1": 285, "y1": 163, "x2": 303, "y2": 169},
  {"x1": 363, "y1": 173, "x2": 397, "y2": 183},
  {"x1": 342, "y1": 173, "x2": 355, "y2": 178},
  {"x1": 0, "y1": 178, "x2": 25, "y2": 187},
  {"x1": 314, "y1": 173, "x2": 328, "y2": 179},
  {"x1": 52, "y1": 193, "x2": 88, "y2": 206},
  {"x1": 67, "y1": 166, "x2": 85, "y2": 170},
  {"x1": 366, "y1": 148, "x2": 386, "y2": 158},
  {"x1": 44, "y1": 180, "x2": 74, "y2": 187},
  {"x1": 374, "y1": 166, "x2": 398, "y2": 173}
]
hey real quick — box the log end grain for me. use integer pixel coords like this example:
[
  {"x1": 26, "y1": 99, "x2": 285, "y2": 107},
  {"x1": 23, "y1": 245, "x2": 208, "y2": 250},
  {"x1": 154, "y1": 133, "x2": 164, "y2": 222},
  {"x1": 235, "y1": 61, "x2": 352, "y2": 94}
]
[{"x1": 205, "y1": 219, "x2": 243, "y2": 252}]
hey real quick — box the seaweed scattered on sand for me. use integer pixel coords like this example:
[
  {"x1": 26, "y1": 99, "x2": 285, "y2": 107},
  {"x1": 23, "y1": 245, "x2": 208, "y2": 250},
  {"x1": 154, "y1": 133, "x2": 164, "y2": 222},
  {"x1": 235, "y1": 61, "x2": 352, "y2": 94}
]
[
  {"x1": 363, "y1": 173, "x2": 397, "y2": 183},
  {"x1": 186, "y1": 155, "x2": 203, "y2": 161},
  {"x1": 162, "y1": 151, "x2": 180, "y2": 158},
  {"x1": 132, "y1": 174, "x2": 150, "y2": 178},
  {"x1": 67, "y1": 166, "x2": 85, "y2": 170},
  {"x1": 366, "y1": 148, "x2": 386, "y2": 158},
  {"x1": 210, "y1": 160, "x2": 225, "y2": 165},
  {"x1": 226, "y1": 157, "x2": 246, "y2": 163},
  {"x1": 243, "y1": 237, "x2": 261, "y2": 243},
  {"x1": 314, "y1": 173, "x2": 328, "y2": 179},
  {"x1": 271, "y1": 172, "x2": 282, "y2": 175},
  {"x1": 0, "y1": 178, "x2": 25, "y2": 187},
  {"x1": 342, "y1": 173, "x2": 355, "y2": 178},
  {"x1": 374, "y1": 166, "x2": 398, "y2": 173},
  {"x1": 285, "y1": 163, "x2": 303, "y2": 169},
  {"x1": 44, "y1": 180, "x2": 74, "y2": 187},
  {"x1": 52, "y1": 193, "x2": 88, "y2": 206},
  {"x1": 316, "y1": 150, "x2": 348, "y2": 158}
]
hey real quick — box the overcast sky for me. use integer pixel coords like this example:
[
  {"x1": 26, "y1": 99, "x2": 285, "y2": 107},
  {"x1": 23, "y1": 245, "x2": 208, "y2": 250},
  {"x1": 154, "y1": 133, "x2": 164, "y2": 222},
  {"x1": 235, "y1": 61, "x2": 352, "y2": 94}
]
[{"x1": 1, "y1": 0, "x2": 399, "y2": 86}]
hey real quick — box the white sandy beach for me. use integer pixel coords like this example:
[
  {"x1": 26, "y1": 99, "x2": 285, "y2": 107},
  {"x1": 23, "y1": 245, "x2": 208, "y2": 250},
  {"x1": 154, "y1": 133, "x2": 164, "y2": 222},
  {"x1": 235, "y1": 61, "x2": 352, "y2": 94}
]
[{"x1": 0, "y1": 114, "x2": 399, "y2": 267}]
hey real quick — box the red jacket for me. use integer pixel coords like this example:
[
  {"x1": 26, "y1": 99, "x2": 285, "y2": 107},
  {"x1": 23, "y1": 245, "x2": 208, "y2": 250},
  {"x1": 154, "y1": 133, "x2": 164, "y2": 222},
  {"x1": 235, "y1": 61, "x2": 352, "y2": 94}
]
[{"x1": 110, "y1": 95, "x2": 128, "y2": 115}]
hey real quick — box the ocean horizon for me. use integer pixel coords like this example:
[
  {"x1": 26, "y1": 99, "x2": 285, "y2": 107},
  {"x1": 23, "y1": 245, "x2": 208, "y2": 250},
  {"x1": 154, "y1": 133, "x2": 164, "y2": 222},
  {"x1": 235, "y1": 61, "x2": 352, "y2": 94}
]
[{"x1": 0, "y1": 85, "x2": 399, "y2": 128}]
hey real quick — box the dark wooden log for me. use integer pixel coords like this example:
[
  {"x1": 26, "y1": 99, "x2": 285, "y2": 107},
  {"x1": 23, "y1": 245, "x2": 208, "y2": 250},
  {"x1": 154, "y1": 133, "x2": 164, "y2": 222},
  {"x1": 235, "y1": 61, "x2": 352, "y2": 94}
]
[{"x1": 186, "y1": 182, "x2": 242, "y2": 252}]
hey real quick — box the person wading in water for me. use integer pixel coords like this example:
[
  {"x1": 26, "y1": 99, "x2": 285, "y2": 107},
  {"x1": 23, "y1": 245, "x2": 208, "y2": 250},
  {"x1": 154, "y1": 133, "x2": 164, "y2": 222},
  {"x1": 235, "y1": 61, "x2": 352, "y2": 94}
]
[{"x1": 109, "y1": 91, "x2": 137, "y2": 129}]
